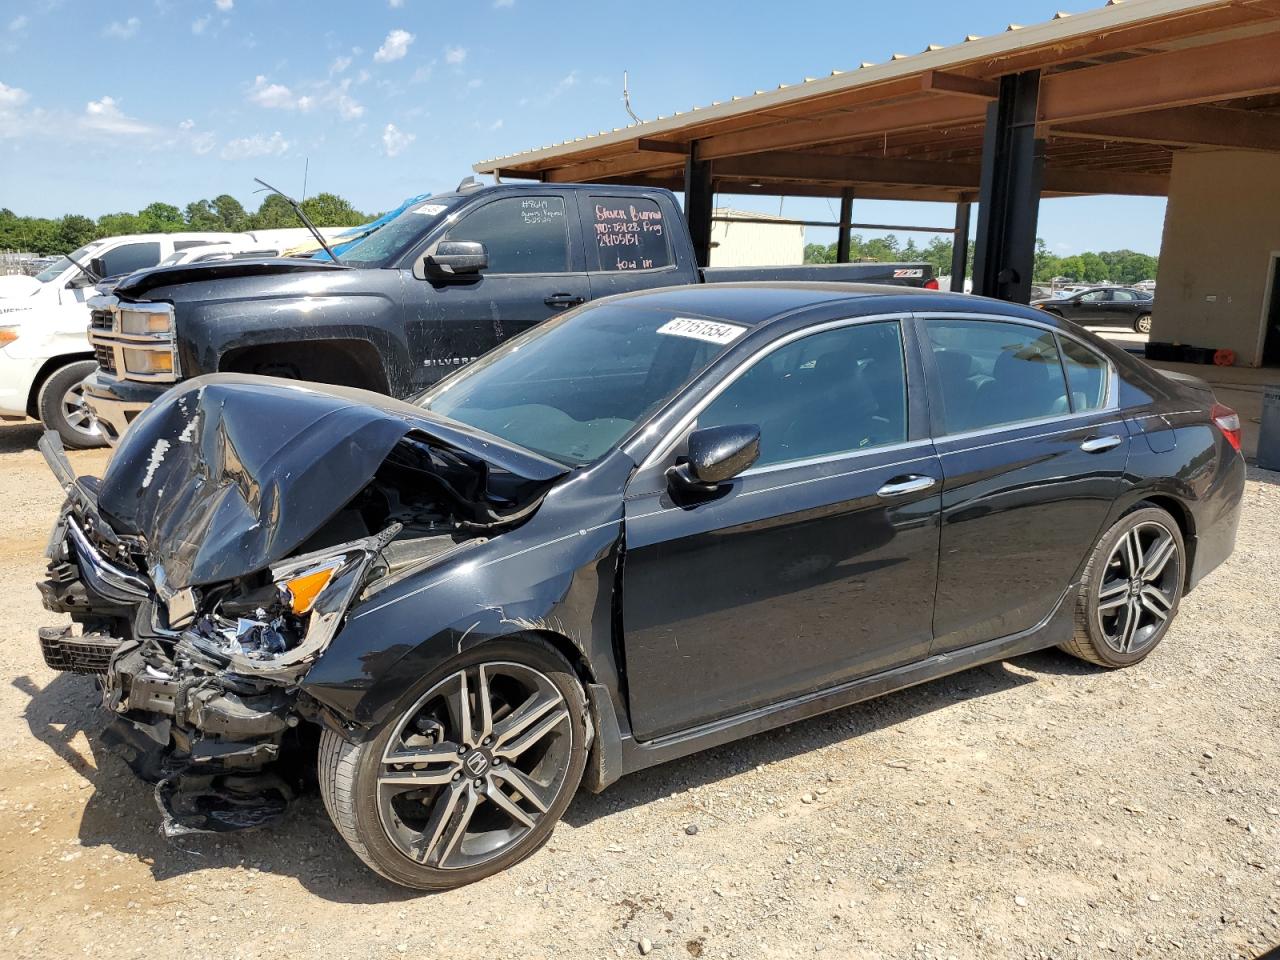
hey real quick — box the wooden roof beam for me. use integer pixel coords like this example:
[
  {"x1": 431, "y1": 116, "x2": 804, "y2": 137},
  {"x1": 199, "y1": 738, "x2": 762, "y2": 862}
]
[
  {"x1": 1038, "y1": 29, "x2": 1280, "y2": 124},
  {"x1": 921, "y1": 70, "x2": 999, "y2": 100},
  {"x1": 1048, "y1": 104, "x2": 1280, "y2": 151}
]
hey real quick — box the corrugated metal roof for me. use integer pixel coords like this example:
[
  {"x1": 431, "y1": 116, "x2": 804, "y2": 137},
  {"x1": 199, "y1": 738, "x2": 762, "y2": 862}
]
[{"x1": 473, "y1": 0, "x2": 1231, "y2": 172}]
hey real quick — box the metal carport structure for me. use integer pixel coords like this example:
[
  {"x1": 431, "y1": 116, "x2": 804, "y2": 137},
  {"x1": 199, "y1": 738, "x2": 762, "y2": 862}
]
[{"x1": 473, "y1": 0, "x2": 1280, "y2": 321}]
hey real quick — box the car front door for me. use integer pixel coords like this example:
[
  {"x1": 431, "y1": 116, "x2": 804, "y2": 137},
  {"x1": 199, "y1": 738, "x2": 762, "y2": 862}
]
[
  {"x1": 621, "y1": 317, "x2": 942, "y2": 742},
  {"x1": 1070, "y1": 289, "x2": 1110, "y2": 324},
  {"x1": 403, "y1": 194, "x2": 591, "y2": 390},
  {"x1": 919, "y1": 313, "x2": 1131, "y2": 653}
]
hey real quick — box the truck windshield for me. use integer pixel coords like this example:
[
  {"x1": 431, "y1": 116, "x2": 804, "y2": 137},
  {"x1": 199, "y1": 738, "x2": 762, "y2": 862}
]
[
  {"x1": 336, "y1": 197, "x2": 462, "y2": 267},
  {"x1": 419, "y1": 302, "x2": 747, "y2": 466},
  {"x1": 35, "y1": 241, "x2": 106, "y2": 283}
]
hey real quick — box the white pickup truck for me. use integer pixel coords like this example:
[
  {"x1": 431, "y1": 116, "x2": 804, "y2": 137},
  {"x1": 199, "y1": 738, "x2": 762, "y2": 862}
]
[{"x1": 0, "y1": 231, "x2": 284, "y2": 447}]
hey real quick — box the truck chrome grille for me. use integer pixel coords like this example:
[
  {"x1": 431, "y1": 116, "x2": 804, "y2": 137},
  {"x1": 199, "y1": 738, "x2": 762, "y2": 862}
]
[{"x1": 94, "y1": 344, "x2": 117, "y2": 374}]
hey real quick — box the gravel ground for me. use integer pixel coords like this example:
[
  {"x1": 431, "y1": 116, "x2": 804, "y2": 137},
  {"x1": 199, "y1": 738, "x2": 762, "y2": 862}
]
[{"x1": 0, "y1": 418, "x2": 1277, "y2": 960}]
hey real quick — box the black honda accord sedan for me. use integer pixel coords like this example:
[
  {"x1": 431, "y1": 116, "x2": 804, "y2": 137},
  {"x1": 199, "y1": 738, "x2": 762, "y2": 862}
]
[{"x1": 37, "y1": 283, "x2": 1244, "y2": 889}]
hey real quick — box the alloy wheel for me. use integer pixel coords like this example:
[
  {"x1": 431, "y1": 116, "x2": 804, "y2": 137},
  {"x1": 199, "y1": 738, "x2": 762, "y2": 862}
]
[
  {"x1": 60, "y1": 381, "x2": 102, "y2": 444},
  {"x1": 376, "y1": 662, "x2": 573, "y2": 871},
  {"x1": 1095, "y1": 520, "x2": 1180, "y2": 655},
  {"x1": 1135, "y1": 315, "x2": 1153, "y2": 334}
]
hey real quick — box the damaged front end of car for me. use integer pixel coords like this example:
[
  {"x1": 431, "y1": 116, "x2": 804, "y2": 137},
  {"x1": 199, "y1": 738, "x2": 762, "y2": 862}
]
[{"x1": 36, "y1": 375, "x2": 565, "y2": 837}]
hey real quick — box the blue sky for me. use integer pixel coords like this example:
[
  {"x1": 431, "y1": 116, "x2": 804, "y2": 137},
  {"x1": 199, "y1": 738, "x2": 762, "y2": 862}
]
[{"x1": 0, "y1": 0, "x2": 1165, "y2": 255}]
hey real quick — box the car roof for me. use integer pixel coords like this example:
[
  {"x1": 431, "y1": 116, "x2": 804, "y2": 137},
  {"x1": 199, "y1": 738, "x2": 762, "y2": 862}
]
[{"x1": 596, "y1": 281, "x2": 1046, "y2": 328}]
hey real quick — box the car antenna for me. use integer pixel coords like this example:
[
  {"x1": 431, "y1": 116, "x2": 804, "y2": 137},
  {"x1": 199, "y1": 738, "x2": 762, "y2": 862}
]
[
  {"x1": 63, "y1": 251, "x2": 101, "y2": 283},
  {"x1": 253, "y1": 177, "x2": 338, "y2": 262}
]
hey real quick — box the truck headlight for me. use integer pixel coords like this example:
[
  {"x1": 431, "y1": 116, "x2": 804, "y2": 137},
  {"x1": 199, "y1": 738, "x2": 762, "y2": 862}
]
[
  {"x1": 122, "y1": 349, "x2": 174, "y2": 376},
  {"x1": 119, "y1": 306, "x2": 172, "y2": 335}
]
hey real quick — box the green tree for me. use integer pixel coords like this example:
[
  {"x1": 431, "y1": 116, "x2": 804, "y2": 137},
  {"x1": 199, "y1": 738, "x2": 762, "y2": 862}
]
[
  {"x1": 300, "y1": 192, "x2": 366, "y2": 227},
  {"x1": 212, "y1": 194, "x2": 249, "y2": 232},
  {"x1": 251, "y1": 194, "x2": 301, "y2": 230},
  {"x1": 96, "y1": 212, "x2": 143, "y2": 237},
  {"x1": 184, "y1": 199, "x2": 222, "y2": 231},
  {"x1": 138, "y1": 202, "x2": 184, "y2": 233},
  {"x1": 56, "y1": 215, "x2": 98, "y2": 252}
]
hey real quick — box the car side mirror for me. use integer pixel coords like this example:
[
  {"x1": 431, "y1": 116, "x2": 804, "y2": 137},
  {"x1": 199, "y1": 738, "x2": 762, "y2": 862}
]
[
  {"x1": 666, "y1": 424, "x2": 760, "y2": 496},
  {"x1": 424, "y1": 240, "x2": 488, "y2": 276}
]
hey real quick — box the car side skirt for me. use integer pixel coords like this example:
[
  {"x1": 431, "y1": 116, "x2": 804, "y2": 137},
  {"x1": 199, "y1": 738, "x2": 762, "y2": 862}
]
[{"x1": 584, "y1": 581, "x2": 1079, "y2": 792}]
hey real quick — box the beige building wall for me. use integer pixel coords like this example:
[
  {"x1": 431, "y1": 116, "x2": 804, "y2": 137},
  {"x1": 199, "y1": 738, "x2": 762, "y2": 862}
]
[
  {"x1": 1154, "y1": 149, "x2": 1280, "y2": 366},
  {"x1": 709, "y1": 209, "x2": 804, "y2": 267}
]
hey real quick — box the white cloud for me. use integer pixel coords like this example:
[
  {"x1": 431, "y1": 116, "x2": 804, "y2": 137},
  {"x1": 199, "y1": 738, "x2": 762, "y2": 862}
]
[
  {"x1": 214, "y1": 0, "x2": 234, "y2": 10},
  {"x1": 550, "y1": 70, "x2": 578, "y2": 97},
  {"x1": 444, "y1": 45, "x2": 466, "y2": 65},
  {"x1": 0, "y1": 81, "x2": 28, "y2": 109},
  {"x1": 381, "y1": 122, "x2": 414, "y2": 157},
  {"x1": 8, "y1": 15, "x2": 29, "y2": 31},
  {"x1": 388, "y1": 0, "x2": 404, "y2": 6},
  {"x1": 494, "y1": 0, "x2": 514, "y2": 7},
  {"x1": 191, "y1": 15, "x2": 210, "y2": 34},
  {"x1": 221, "y1": 131, "x2": 288, "y2": 160},
  {"x1": 374, "y1": 29, "x2": 414, "y2": 63},
  {"x1": 246, "y1": 74, "x2": 363, "y2": 120},
  {"x1": 488, "y1": 118, "x2": 503, "y2": 131},
  {"x1": 103, "y1": 17, "x2": 141, "y2": 40},
  {"x1": 330, "y1": 55, "x2": 352, "y2": 75},
  {"x1": 467, "y1": 78, "x2": 483, "y2": 89},
  {"x1": 82, "y1": 95, "x2": 152, "y2": 135},
  {"x1": 248, "y1": 75, "x2": 301, "y2": 110}
]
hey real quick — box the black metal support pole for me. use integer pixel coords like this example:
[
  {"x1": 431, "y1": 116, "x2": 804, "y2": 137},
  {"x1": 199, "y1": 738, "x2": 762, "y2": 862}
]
[
  {"x1": 971, "y1": 70, "x2": 1044, "y2": 303},
  {"x1": 684, "y1": 144, "x2": 714, "y2": 269},
  {"x1": 836, "y1": 188, "x2": 854, "y2": 263},
  {"x1": 950, "y1": 201, "x2": 971, "y2": 293}
]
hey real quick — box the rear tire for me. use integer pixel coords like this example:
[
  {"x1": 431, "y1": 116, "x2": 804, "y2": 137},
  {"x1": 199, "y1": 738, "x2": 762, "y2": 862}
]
[
  {"x1": 36, "y1": 360, "x2": 106, "y2": 449},
  {"x1": 1060, "y1": 505, "x2": 1184, "y2": 667},
  {"x1": 1134, "y1": 314, "x2": 1153, "y2": 334},
  {"x1": 319, "y1": 638, "x2": 588, "y2": 890}
]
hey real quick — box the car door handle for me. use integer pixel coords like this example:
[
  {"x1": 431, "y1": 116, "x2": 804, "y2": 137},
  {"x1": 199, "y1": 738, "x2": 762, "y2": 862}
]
[
  {"x1": 1080, "y1": 435, "x2": 1123, "y2": 453},
  {"x1": 544, "y1": 293, "x2": 585, "y2": 308},
  {"x1": 876, "y1": 475, "x2": 937, "y2": 498}
]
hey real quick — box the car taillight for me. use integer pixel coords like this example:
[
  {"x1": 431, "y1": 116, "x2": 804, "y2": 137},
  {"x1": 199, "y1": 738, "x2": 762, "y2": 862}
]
[
  {"x1": 1211, "y1": 402, "x2": 1242, "y2": 453},
  {"x1": 924, "y1": 278, "x2": 940, "y2": 290}
]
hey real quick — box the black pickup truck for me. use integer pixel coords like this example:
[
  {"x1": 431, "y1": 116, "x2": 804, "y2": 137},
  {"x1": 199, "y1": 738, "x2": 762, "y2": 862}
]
[{"x1": 83, "y1": 181, "x2": 934, "y2": 443}]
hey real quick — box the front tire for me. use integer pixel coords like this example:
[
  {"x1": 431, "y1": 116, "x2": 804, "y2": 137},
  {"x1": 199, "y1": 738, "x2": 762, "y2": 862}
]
[
  {"x1": 1134, "y1": 314, "x2": 1153, "y2": 334},
  {"x1": 36, "y1": 360, "x2": 106, "y2": 449},
  {"x1": 319, "y1": 638, "x2": 588, "y2": 890},
  {"x1": 1060, "y1": 505, "x2": 1185, "y2": 667}
]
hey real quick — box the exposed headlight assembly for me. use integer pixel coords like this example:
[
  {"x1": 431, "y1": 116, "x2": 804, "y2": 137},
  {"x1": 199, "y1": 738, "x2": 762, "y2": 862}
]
[{"x1": 185, "y1": 525, "x2": 400, "y2": 680}]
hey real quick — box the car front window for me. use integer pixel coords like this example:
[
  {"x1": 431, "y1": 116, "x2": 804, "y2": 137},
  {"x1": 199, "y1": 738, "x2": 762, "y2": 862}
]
[
  {"x1": 34, "y1": 241, "x2": 104, "y2": 283},
  {"x1": 336, "y1": 197, "x2": 463, "y2": 267},
  {"x1": 419, "y1": 303, "x2": 746, "y2": 465}
]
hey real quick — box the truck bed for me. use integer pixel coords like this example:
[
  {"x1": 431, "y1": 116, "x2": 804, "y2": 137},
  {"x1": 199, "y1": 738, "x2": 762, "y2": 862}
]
[{"x1": 702, "y1": 262, "x2": 934, "y2": 287}]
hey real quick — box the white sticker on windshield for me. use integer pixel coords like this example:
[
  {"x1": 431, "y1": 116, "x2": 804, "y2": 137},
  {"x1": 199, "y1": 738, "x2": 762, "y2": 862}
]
[
  {"x1": 656, "y1": 317, "x2": 747, "y2": 345},
  {"x1": 413, "y1": 203, "x2": 448, "y2": 216}
]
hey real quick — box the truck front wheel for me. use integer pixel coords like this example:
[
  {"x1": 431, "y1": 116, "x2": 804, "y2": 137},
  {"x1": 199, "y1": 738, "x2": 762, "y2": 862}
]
[{"x1": 36, "y1": 360, "x2": 107, "y2": 449}]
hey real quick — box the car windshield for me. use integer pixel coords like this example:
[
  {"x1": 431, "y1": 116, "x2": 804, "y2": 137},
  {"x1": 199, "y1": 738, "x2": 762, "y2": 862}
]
[
  {"x1": 34, "y1": 241, "x2": 106, "y2": 283},
  {"x1": 419, "y1": 302, "x2": 748, "y2": 465},
  {"x1": 336, "y1": 197, "x2": 463, "y2": 267}
]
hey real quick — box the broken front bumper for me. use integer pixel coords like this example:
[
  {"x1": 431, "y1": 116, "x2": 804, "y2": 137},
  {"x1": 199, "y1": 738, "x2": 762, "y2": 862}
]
[{"x1": 37, "y1": 434, "x2": 311, "y2": 833}]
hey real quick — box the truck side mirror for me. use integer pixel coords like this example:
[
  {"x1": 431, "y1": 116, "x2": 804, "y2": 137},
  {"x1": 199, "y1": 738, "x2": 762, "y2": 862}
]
[{"x1": 424, "y1": 241, "x2": 488, "y2": 276}]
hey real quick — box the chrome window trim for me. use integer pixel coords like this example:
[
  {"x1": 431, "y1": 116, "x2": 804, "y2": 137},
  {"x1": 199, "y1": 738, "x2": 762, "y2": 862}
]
[
  {"x1": 913, "y1": 310, "x2": 1120, "y2": 442},
  {"x1": 636, "y1": 312, "x2": 914, "y2": 472},
  {"x1": 737, "y1": 438, "x2": 934, "y2": 479}
]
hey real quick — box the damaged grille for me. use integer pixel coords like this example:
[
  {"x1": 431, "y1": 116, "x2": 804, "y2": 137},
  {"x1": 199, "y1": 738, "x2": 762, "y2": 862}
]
[{"x1": 38, "y1": 625, "x2": 123, "y2": 675}]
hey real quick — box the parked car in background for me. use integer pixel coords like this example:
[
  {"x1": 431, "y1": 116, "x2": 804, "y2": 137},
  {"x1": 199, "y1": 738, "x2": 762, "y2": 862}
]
[
  {"x1": 38, "y1": 284, "x2": 1244, "y2": 889},
  {"x1": 0, "y1": 232, "x2": 243, "y2": 447},
  {"x1": 81, "y1": 181, "x2": 938, "y2": 444},
  {"x1": 1033, "y1": 286, "x2": 1155, "y2": 333}
]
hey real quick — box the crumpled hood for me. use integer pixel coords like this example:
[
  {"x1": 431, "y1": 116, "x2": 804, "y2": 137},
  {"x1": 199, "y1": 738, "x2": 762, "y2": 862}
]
[{"x1": 96, "y1": 374, "x2": 566, "y2": 589}]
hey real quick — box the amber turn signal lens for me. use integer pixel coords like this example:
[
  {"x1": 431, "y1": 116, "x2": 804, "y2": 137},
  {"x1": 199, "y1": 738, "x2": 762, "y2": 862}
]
[
  {"x1": 0, "y1": 327, "x2": 18, "y2": 346},
  {"x1": 283, "y1": 566, "x2": 337, "y2": 615}
]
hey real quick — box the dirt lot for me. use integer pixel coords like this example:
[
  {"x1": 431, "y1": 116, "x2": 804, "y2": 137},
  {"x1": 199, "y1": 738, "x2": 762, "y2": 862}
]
[{"x1": 0, "y1": 419, "x2": 1277, "y2": 960}]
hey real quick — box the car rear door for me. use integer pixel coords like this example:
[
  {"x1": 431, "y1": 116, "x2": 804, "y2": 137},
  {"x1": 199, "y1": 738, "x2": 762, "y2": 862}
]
[
  {"x1": 621, "y1": 316, "x2": 942, "y2": 741},
  {"x1": 402, "y1": 193, "x2": 591, "y2": 390},
  {"x1": 579, "y1": 192, "x2": 691, "y2": 299},
  {"x1": 917, "y1": 313, "x2": 1131, "y2": 653}
]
